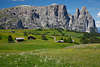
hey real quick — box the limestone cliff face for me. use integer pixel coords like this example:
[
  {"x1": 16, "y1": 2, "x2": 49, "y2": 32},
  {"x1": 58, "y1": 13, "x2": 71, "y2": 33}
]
[
  {"x1": 0, "y1": 5, "x2": 69, "y2": 29},
  {"x1": 0, "y1": 5, "x2": 97, "y2": 32},
  {"x1": 68, "y1": 7, "x2": 97, "y2": 32}
]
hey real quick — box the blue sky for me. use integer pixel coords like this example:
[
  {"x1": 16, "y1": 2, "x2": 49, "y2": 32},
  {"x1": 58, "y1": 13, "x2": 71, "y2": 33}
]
[{"x1": 0, "y1": 0, "x2": 100, "y2": 27}]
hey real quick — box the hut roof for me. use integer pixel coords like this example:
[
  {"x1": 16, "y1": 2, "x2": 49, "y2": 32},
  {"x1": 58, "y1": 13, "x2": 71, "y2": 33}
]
[{"x1": 16, "y1": 38, "x2": 24, "y2": 40}]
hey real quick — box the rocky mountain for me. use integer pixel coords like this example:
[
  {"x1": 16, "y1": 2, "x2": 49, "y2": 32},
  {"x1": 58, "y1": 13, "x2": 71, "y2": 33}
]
[
  {"x1": 68, "y1": 7, "x2": 97, "y2": 32},
  {"x1": 0, "y1": 4, "x2": 97, "y2": 32}
]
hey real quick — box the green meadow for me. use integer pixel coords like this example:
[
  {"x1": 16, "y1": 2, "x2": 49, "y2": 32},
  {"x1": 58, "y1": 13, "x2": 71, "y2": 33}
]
[{"x1": 0, "y1": 29, "x2": 100, "y2": 67}]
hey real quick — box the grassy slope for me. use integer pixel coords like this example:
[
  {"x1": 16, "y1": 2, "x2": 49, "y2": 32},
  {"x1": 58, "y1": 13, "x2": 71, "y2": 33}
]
[
  {"x1": 0, "y1": 40, "x2": 74, "y2": 51},
  {"x1": 0, "y1": 29, "x2": 100, "y2": 67},
  {"x1": 0, "y1": 29, "x2": 82, "y2": 43}
]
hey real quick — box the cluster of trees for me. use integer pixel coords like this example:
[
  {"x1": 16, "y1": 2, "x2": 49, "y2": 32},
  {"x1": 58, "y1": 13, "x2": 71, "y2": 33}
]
[
  {"x1": 41, "y1": 35, "x2": 48, "y2": 40},
  {"x1": 23, "y1": 29, "x2": 67, "y2": 36},
  {"x1": 61, "y1": 36, "x2": 73, "y2": 43},
  {"x1": 80, "y1": 33, "x2": 100, "y2": 44},
  {"x1": 6, "y1": 28, "x2": 100, "y2": 44},
  {"x1": 24, "y1": 32, "x2": 48, "y2": 40},
  {"x1": 24, "y1": 32, "x2": 28, "y2": 36}
]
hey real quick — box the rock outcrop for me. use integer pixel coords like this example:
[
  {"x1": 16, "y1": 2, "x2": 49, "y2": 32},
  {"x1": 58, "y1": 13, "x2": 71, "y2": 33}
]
[
  {"x1": 0, "y1": 5, "x2": 97, "y2": 32},
  {"x1": 68, "y1": 7, "x2": 97, "y2": 32}
]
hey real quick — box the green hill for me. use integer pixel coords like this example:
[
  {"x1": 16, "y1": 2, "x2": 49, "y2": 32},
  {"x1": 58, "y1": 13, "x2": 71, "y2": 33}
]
[{"x1": 0, "y1": 29, "x2": 100, "y2": 67}]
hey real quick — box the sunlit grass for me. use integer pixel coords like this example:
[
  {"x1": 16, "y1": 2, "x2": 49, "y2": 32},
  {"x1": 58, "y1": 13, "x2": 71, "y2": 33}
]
[
  {"x1": 0, "y1": 29, "x2": 100, "y2": 67},
  {"x1": 0, "y1": 45, "x2": 100, "y2": 67}
]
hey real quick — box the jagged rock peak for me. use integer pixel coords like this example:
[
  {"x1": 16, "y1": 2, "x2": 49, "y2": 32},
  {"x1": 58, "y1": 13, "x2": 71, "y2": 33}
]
[
  {"x1": 74, "y1": 8, "x2": 80, "y2": 18},
  {"x1": 68, "y1": 6, "x2": 97, "y2": 33},
  {"x1": 80, "y1": 6, "x2": 87, "y2": 15},
  {"x1": 81, "y1": 6, "x2": 86, "y2": 10},
  {"x1": 76, "y1": 8, "x2": 80, "y2": 12}
]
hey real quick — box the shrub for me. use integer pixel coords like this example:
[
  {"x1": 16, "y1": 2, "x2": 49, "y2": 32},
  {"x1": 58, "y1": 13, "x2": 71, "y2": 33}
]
[
  {"x1": 41, "y1": 35, "x2": 48, "y2": 40},
  {"x1": 0, "y1": 34, "x2": 2, "y2": 40},
  {"x1": 60, "y1": 37, "x2": 64, "y2": 40},
  {"x1": 89, "y1": 37, "x2": 100, "y2": 43},
  {"x1": 80, "y1": 35, "x2": 88, "y2": 44},
  {"x1": 24, "y1": 32, "x2": 28, "y2": 36},
  {"x1": 36, "y1": 28, "x2": 43, "y2": 31},
  {"x1": 61, "y1": 33, "x2": 65, "y2": 36},
  {"x1": 64, "y1": 38, "x2": 67, "y2": 43},
  {"x1": 73, "y1": 42, "x2": 80, "y2": 45},
  {"x1": 0, "y1": 35, "x2": 2, "y2": 40},
  {"x1": 80, "y1": 33, "x2": 100, "y2": 44},
  {"x1": 67, "y1": 36, "x2": 73, "y2": 43},
  {"x1": 53, "y1": 32, "x2": 56, "y2": 36},
  {"x1": 8, "y1": 35, "x2": 14, "y2": 43}
]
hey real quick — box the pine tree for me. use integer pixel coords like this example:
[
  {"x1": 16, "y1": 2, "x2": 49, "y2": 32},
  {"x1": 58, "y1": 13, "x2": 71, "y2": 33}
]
[
  {"x1": 60, "y1": 37, "x2": 63, "y2": 40},
  {"x1": 64, "y1": 38, "x2": 67, "y2": 43},
  {"x1": 0, "y1": 34, "x2": 2, "y2": 40},
  {"x1": 8, "y1": 35, "x2": 14, "y2": 43},
  {"x1": 41, "y1": 35, "x2": 48, "y2": 40},
  {"x1": 80, "y1": 34, "x2": 89, "y2": 44},
  {"x1": 24, "y1": 32, "x2": 28, "y2": 36},
  {"x1": 67, "y1": 36, "x2": 73, "y2": 43}
]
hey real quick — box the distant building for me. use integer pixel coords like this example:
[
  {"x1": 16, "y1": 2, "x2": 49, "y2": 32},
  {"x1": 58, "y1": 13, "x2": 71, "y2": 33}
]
[
  {"x1": 28, "y1": 36, "x2": 36, "y2": 40},
  {"x1": 56, "y1": 40, "x2": 64, "y2": 43},
  {"x1": 15, "y1": 37, "x2": 24, "y2": 42},
  {"x1": 52, "y1": 36, "x2": 64, "y2": 43}
]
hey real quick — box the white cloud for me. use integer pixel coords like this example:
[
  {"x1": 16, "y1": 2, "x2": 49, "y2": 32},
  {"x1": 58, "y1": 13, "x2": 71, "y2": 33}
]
[
  {"x1": 12, "y1": 0, "x2": 24, "y2": 1},
  {"x1": 97, "y1": 12, "x2": 100, "y2": 17},
  {"x1": 96, "y1": 21, "x2": 100, "y2": 27}
]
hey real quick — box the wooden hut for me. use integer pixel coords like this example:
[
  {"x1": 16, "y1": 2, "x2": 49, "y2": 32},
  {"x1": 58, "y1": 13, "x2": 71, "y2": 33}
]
[
  {"x1": 28, "y1": 36, "x2": 36, "y2": 40},
  {"x1": 15, "y1": 38, "x2": 24, "y2": 42}
]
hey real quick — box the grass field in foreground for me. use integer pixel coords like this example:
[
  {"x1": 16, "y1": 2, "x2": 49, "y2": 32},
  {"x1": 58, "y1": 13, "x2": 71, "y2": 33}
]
[
  {"x1": 0, "y1": 40, "x2": 100, "y2": 67},
  {"x1": 0, "y1": 44, "x2": 100, "y2": 67},
  {"x1": 0, "y1": 29, "x2": 100, "y2": 67}
]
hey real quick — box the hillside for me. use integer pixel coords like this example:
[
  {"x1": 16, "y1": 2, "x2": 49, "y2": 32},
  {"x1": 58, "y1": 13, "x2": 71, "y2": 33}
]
[
  {"x1": 0, "y1": 29, "x2": 100, "y2": 67},
  {"x1": 0, "y1": 31, "x2": 100, "y2": 67}
]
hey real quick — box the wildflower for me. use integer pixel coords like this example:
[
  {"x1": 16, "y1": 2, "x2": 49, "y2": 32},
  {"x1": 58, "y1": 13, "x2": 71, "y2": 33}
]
[
  {"x1": 40, "y1": 59, "x2": 43, "y2": 62},
  {"x1": 19, "y1": 52, "x2": 25, "y2": 56},
  {"x1": 0, "y1": 55, "x2": 2, "y2": 58},
  {"x1": 56, "y1": 59, "x2": 60, "y2": 64},
  {"x1": 6, "y1": 54, "x2": 9, "y2": 56}
]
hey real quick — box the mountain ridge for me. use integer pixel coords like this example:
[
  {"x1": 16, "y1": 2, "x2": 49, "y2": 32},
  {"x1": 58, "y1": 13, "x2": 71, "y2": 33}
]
[{"x1": 0, "y1": 4, "x2": 97, "y2": 33}]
